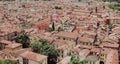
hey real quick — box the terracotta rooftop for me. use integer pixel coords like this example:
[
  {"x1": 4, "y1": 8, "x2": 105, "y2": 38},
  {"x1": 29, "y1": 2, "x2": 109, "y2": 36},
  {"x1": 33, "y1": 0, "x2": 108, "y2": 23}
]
[
  {"x1": 82, "y1": 31, "x2": 97, "y2": 36},
  {"x1": 55, "y1": 31, "x2": 79, "y2": 40},
  {"x1": 52, "y1": 39, "x2": 75, "y2": 48},
  {"x1": 100, "y1": 48, "x2": 111, "y2": 54},
  {"x1": 79, "y1": 49, "x2": 90, "y2": 57},
  {"x1": 105, "y1": 50, "x2": 119, "y2": 64},
  {"x1": 59, "y1": 56, "x2": 71, "y2": 64},
  {"x1": 19, "y1": 51, "x2": 47, "y2": 62},
  {"x1": 15, "y1": 48, "x2": 32, "y2": 55},
  {"x1": 72, "y1": 45, "x2": 91, "y2": 53},
  {"x1": 0, "y1": 40, "x2": 12, "y2": 45},
  {"x1": 5, "y1": 42, "x2": 22, "y2": 49},
  {"x1": 51, "y1": 40, "x2": 75, "y2": 51},
  {"x1": 103, "y1": 43, "x2": 119, "y2": 49},
  {"x1": 91, "y1": 47, "x2": 101, "y2": 54},
  {"x1": 78, "y1": 36, "x2": 94, "y2": 43},
  {"x1": 35, "y1": 17, "x2": 51, "y2": 30},
  {"x1": 106, "y1": 17, "x2": 120, "y2": 20},
  {"x1": 0, "y1": 51, "x2": 4, "y2": 59}
]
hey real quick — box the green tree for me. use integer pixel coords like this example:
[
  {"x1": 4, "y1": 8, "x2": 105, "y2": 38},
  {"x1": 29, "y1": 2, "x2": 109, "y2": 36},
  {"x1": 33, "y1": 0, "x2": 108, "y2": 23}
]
[
  {"x1": 31, "y1": 39, "x2": 59, "y2": 64},
  {"x1": 68, "y1": 55, "x2": 87, "y2": 64},
  {"x1": 68, "y1": 55, "x2": 80, "y2": 64},
  {"x1": 39, "y1": 39, "x2": 49, "y2": 45},
  {"x1": 30, "y1": 39, "x2": 49, "y2": 53},
  {"x1": 11, "y1": 32, "x2": 30, "y2": 48},
  {"x1": 30, "y1": 41, "x2": 42, "y2": 53},
  {"x1": 108, "y1": 4, "x2": 120, "y2": 10},
  {"x1": 0, "y1": 59, "x2": 18, "y2": 64},
  {"x1": 42, "y1": 45, "x2": 59, "y2": 64},
  {"x1": 42, "y1": 45, "x2": 58, "y2": 56}
]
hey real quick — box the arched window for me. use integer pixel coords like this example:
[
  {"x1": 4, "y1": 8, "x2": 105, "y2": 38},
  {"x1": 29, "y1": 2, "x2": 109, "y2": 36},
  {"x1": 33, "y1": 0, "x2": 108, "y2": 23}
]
[{"x1": 100, "y1": 61, "x2": 104, "y2": 64}]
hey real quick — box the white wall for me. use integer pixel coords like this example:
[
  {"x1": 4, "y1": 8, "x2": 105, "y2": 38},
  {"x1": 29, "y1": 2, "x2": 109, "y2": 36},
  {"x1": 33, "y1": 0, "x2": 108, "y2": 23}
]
[
  {"x1": 29, "y1": 60, "x2": 39, "y2": 64},
  {"x1": 18, "y1": 56, "x2": 47, "y2": 64},
  {"x1": 18, "y1": 57, "x2": 23, "y2": 64}
]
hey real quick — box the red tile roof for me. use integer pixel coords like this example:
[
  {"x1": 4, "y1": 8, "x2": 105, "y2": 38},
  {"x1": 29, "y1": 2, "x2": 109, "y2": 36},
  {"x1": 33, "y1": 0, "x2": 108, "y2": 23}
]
[
  {"x1": 35, "y1": 17, "x2": 51, "y2": 30},
  {"x1": 105, "y1": 50, "x2": 119, "y2": 64},
  {"x1": 5, "y1": 43, "x2": 22, "y2": 49},
  {"x1": 55, "y1": 32, "x2": 79, "y2": 40},
  {"x1": 0, "y1": 40, "x2": 12, "y2": 45},
  {"x1": 19, "y1": 51, "x2": 47, "y2": 62},
  {"x1": 78, "y1": 36, "x2": 94, "y2": 43}
]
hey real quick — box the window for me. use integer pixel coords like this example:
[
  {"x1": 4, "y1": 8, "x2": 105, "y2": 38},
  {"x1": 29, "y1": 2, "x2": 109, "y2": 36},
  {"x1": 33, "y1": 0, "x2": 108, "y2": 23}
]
[
  {"x1": 23, "y1": 58, "x2": 28, "y2": 64},
  {"x1": 90, "y1": 62, "x2": 91, "y2": 64},
  {"x1": 57, "y1": 37, "x2": 60, "y2": 39},
  {"x1": 100, "y1": 61, "x2": 104, "y2": 64},
  {"x1": 40, "y1": 62, "x2": 42, "y2": 64},
  {"x1": 90, "y1": 43, "x2": 92, "y2": 45},
  {"x1": 0, "y1": 44, "x2": 5, "y2": 50},
  {"x1": 62, "y1": 53, "x2": 63, "y2": 57},
  {"x1": 63, "y1": 38, "x2": 65, "y2": 40}
]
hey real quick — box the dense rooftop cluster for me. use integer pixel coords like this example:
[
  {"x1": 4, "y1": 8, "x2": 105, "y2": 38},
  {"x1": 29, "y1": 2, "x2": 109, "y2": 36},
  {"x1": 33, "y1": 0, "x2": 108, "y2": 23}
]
[{"x1": 0, "y1": 0, "x2": 120, "y2": 64}]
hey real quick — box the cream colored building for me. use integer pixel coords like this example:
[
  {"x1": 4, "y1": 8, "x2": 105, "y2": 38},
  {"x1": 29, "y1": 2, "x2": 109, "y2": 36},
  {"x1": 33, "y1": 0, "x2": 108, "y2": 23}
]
[{"x1": 17, "y1": 51, "x2": 47, "y2": 64}]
